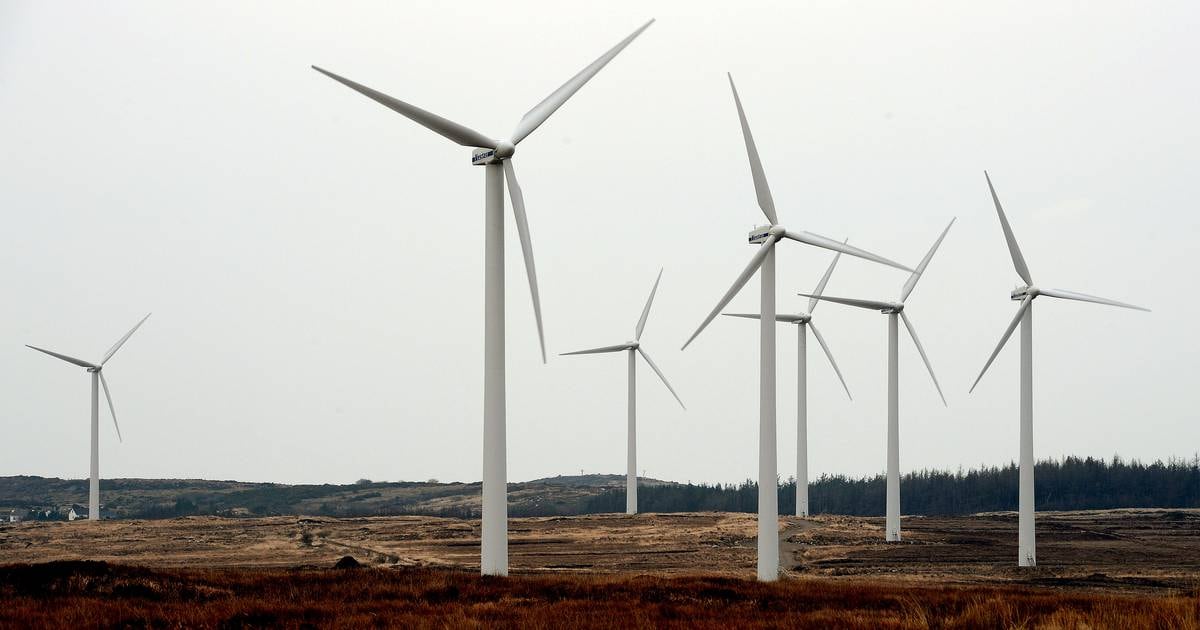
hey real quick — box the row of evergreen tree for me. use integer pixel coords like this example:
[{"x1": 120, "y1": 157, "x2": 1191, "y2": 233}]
[{"x1": 581, "y1": 456, "x2": 1200, "y2": 516}]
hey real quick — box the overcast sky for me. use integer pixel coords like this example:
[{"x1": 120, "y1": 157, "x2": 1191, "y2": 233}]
[{"x1": 2, "y1": 1, "x2": 1196, "y2": 486}]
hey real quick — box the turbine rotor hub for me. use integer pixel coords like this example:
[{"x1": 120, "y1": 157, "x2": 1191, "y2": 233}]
[
  {"x1": 494, "y1": 141, "x2": 516, "y2": 159},
  {"x1": 1011, "y1": 285, "x2": 1038, "y2": 300},
  {"x1": 882, "y1": 302, "x2": 905, "y2": 314}
]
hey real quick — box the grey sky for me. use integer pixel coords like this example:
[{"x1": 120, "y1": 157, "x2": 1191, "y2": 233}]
[{"x1": 1, "y1": 1, "x2": 1196, "y2": 486}]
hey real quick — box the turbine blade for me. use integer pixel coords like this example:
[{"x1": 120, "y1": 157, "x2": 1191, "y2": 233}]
[
  {"x1": 727, "y1": 73, "x2": 777, "y2": 225},
  {"x1": 311, "y1": 66, "x2": 498, "y2": 149},
  {"x1": 984, "y1": 171, "x2": 1033, "y2": 285},
  {"x1": 808, "y1": 322, "x2": 851, "y2": 400},
  {"x1": 808, "y1": 242, "x2": 844, "y2": 313},
  {"x1": 900, "y1": 311, "x2": 946, "y2": 406},
  {"x1": 784, "y1": 230, "x2": 913, "y2": 272},
  {"x1": 969, "y1": 296, "x2": 1033, "y2": 393},
  {"x1": 560, "y1": 344, "x2": 631, "y2": 355},
  {"x1": 722, "y1": 313, "x2": 803, "y2": 323},
  {"x1": 637, "y1": 347, "x2": 685, "y2": 409},
  {"x1": 99, "y1": 372, "x2": 122, "y2": 443},
  {"x1": 635, "y1": 268, "x2": 663, "y2": 341},
  {"x1": 681, "y1": 233, "x2": 780, "y2": 350},
  {"x1": 510, "y1": 19, "x2": 654, "y2": 145},
  {"x1": 797, "y1": 293, "x2": 893, "y2": 312},
  {"x1": 901, "y1": 218, "x2": 955, "y2": 302},
  {"x1": 25, "y1": 345, "x2": 97, "y2": 369},
  {"x1": 503, "y1": 160, "x2": 546, "y2": 363},
  {"x1": 1038, "y1": 288, "x2": 1150, "y2": 312},
  {"x1": 100, "y1": 313, "x2": 151, "y2": 366}
]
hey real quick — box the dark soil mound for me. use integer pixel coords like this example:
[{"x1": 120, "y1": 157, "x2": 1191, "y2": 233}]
[{"x1": 333, "y1": 555, "x2": 361, "y2": 569}]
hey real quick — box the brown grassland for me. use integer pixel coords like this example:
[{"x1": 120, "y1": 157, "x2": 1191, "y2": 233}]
[
  {"x1": 2, "y1": 509, "x2": 1199, "y2": 628},
  {"x1": 0, "y1": 561, "x2": 1197, "y2": 629}
]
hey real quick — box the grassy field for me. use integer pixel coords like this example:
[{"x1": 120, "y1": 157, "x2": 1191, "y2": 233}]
[
  {"x1": 1, "y1": 560, "x2": 1197, "y2": 629},
  {"x1": 4, "y1": 510, "x2": 1200, "y2": 589},
  {"x1": 3, "y1": 510, "x2": 1199, "y2": 627}
]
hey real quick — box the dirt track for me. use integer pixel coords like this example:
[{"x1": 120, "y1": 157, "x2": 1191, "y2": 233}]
[{"x1": 2, "y1": 509, "x2": 1197, "y2": 594}]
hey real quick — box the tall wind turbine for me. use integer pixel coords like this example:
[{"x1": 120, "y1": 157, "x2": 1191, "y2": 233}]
[
  {"x1": 682, "y1": 74, "x2": 912, "y2": 582},
  {"x1": 26, "y1": 313, "x2": 151, "y2": 521},
  {"x1": 561, "y1": 269, "x2": 685, "y2": 515},
  {"x1": 312, "y1": 20, "x2": 653, "y2": 576},
  {"x1": 970, "y1": 172, "x2": 1149, "y2": 567},
  {"x1": 723, "y1": 247, "x2": 853, "y2": 518},
  {"x1": 802, "y1": 218, "x2": 954, "y2": 542}
]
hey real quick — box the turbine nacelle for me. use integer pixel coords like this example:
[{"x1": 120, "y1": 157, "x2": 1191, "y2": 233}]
[
  {"x1": 471, "y1": 147, "x2": 502, "y2": 166},
  {"x1": 880, "y1": 302, "x2": 905, "y2": 314},
  {"x1": 474, "y1": 140, "x2": 516, "y2": 165},
  {"x1": 748, "y1": 225, "x2": 783, "y2": 244}
]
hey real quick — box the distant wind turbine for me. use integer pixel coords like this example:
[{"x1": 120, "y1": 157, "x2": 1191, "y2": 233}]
[
  {"x1": 723, "y1": 246, "x2": 853, "y2": 518},
  {"x1": 312, "y1": 20, "x2": 654, "y2": 576},
  {"x1": 562, "y1": 269, "x2": 685, "y2": 515},
  {"x1": 26, "y1": 313, "x2": 151, "y2": 521},
  {"x1": 802, "y1": 218, "x2": 954, "y2": 542},
  {"x1": 970, "y1": 172, "x2": 1149, "y2": 567},
  {"x1": 682, "y1": 74, "x2": 912, "y2": 582}
]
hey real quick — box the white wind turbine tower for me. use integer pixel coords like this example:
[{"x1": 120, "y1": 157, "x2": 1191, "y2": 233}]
[
  {"x1": 561, "y1": 269, "x2": 685, "y2": 515},
  {"x1": 802, "y1": 219, "x2": 954, "y2": 542},
  {"x1": 312, "y1": 20, "x2": 653, "y2": 576},
  {"x1": 26, "y1": 313, "x2": 151, "y2": 521},
  {"x1": 682, "y1": 74, "x2": 912, "y2": 582},
  {"x1": 723, "y1": 247, "x2": 853, "y2": 518},
  {"x1": 970, "y1": 172, "x2": 1149, "y2": 567}
]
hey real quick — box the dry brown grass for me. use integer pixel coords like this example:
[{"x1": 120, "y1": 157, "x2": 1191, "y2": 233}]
[{"x1": 1, "y1": 560, "x2": 1196, "y2": 629}]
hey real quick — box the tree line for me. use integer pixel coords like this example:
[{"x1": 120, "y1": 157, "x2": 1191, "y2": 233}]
[
  {"x1": 6, "y1": 455, "x2": 1196, "y2": 520},
  {"x1": 581, "y1": 455, "x2": 1200, "y2": 516}
]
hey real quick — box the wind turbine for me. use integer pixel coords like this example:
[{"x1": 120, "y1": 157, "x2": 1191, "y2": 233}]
[
  {"x1": 682, "y1": 74, "x2": 912, "y2": 582},
  {"x1": 969, "y1": 172, "x2": 1149, "y2": 567},
  {"x1": 312, "y1": 20, "x2": 653, "y2": 576},
  {"x1": 561, "y1": 269, "x2": 685, "y2": 515},
  {"x1": 723, "y1": 247, "x2": 853, "y2": 518},
  {"x1": 26, "y1": 313, "x2": 151, "y2": 521},
  {"x1": 802, "y1": 219, "x2": 953, "y2": 542}
]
